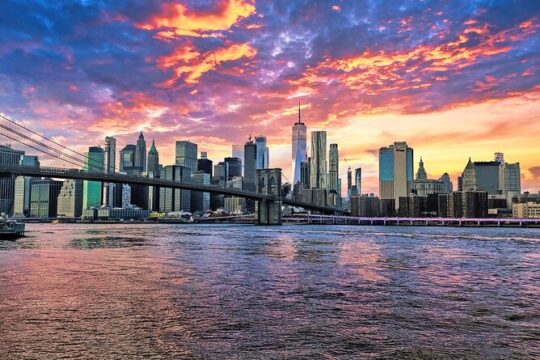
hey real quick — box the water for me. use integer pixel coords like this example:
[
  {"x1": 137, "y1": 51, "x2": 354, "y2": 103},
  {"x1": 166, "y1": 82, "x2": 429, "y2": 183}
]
[{"x1": 1, "y1": 224, "x2": 539, "y2": 359}]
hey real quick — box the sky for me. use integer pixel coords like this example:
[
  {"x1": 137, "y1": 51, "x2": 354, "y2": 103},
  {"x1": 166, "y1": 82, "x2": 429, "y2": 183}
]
[{"x1": 0, "y1": 0, "x2": 539, "y2": 194}]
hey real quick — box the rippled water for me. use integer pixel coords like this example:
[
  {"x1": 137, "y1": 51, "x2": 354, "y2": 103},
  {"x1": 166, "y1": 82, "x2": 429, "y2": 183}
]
[{"x1": 1, "y1": 224, "x2": 539, "y2": 359}]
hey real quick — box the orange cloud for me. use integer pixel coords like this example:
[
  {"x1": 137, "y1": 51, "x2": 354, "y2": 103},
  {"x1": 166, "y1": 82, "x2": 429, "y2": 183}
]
[
  {"x1": 137, "y1": 0, "x2": 256, "y2": 39},
  {"x1": 296, "y1": 18, "x2": 539, "y2": 94},
  {"x1": 158, "y1": 42, "x2": 257, "y2": 86}
]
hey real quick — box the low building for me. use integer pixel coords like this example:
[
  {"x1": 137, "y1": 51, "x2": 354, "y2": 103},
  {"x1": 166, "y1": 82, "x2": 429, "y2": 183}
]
[
  {"x1": 224, "y1": 197, "x2": 245, "y2": 214},
  {"x1": 513, "y1": 202, "x2": 540, "y2": 218},
  {"x1": 351, "y1": 195, "x2": 380, "y2": 217},
  {"x1": 97, "y1": 206, "x2": 149, "y2": 221}
]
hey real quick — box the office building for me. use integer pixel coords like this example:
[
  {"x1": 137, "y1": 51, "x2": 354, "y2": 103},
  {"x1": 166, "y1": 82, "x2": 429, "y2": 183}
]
[
  {"x1": 135, "y1": 132, "x2": 147, "y2": 172},
  {"x1": 439, "y1": 173, "x2": 453, "y2": 193},
  {"x1": 310, "y1": 131, "x2": 327, "y2": 189},
  {"x1": 300, "y1": 160, "x2": 310, "y2": 189},
  {"x1": 412, "y1": 159, "x2": 449, "y2": 197},
  {"x1": 513, "y1": 202, "x2": 540, "y2": 218},
  {"x1": 57, "y1": 179, "x2": 83, "y2": 218},
  {"x1": 103, "y1": 136, "x2": 116, "y2": 207},
  {"x1": 13, "y1": 155, "x2": 40, "y2": 217},
  {"x1": 176, "y1": 141, "x2": 198, "y2": 172},
  {"x1": 120, "y1": 145, "x2": 137, "y2": 172},
  {"x1": 213, "y1": 162, "x2": 229, "y2": 187},
  {"x1": 255, "y1": 136, "x2": 269, "y2": 169},
  {"x1": 351, "y1": 195, "x2": 381, "y2": 217},
  {"x1": 224, "y1": 157, "x2": 242, "y2": 180},
  {"x1": 232, "y1": 144, "x2": 244, "y2": 175},
  {"x1": 292, "y1": 103, "x2": 307, "y2": 185},
  {"x1": 328, "y1": 143, "x2": 339, "y2": 193},
  {"x1": 379, "y1": 142, "x2": 414, "y2": 210},
  {"x1": 29, "y1": 179, "x2": 63, "y2": 218},
  {"x1": 160, "y1": 165, "x2": 191, "y2": 212},
  {"x1": 0, "y1": 145, "x2": 25, "y2": 215},
  {"x1": 191, "y1": 171, "x2": 211, "y2": 214},
  {"x1": 147, "y1": 139, "x2": 160, "y2": 177},
  {"x1": 243, "y1": 138, "x2": 257, "y2": 192},
  {"x1": 197, "y1": 152, "x2": 213, "y2": 176},
  {"x1": 355, "y1": 168, "x2": 362, "y2": 195},
  {"x1": 83, "y1": 146, "x2": 104, "y2": 209},
  {"x1": 474, "y1": 161, "x2": 500, "y2": 194}
]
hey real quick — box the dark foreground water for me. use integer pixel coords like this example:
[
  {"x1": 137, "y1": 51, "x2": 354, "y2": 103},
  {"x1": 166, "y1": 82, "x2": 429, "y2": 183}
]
[{"x1": 0, "y1": 224, "x2": 539, "y2": 359}]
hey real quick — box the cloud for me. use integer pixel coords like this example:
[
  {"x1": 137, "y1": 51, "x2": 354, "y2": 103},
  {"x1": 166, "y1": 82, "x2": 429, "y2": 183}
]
[{"x1": 136, "y1": 0, "x2": 256, "y2": 39}]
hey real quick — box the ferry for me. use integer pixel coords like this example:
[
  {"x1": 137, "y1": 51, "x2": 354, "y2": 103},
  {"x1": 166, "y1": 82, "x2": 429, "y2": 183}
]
[{"x1": 0, "y1": 213, "x2": 25, "y2": 240}]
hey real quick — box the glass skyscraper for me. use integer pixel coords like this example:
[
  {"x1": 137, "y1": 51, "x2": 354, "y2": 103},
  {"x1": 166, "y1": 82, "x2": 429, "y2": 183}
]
[
  {"x1": 292, "y1": 103, "x2": 307, "y2": 185},
  {"x1": 379, "y1": 142, "x2": 413, "y2": 209},
  {"x1": 310, "y1": 131, "x2": 327, "y2": 189},
  {"x1": 175, "y1": 141, "x2": 198, "y2": 172},
  {"x1": 255, "y1": 136, "x2": 269, "y2": 169},
  {"x1": 328, "y1": 143, "x2": 339, "y2": 194},
  {"x1": 82, "y1": 146, "x2": 104, "y2": 209}
]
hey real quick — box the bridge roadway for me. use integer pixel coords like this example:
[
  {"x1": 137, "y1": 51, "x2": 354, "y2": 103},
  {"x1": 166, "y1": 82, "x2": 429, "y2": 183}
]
[{"x1": 0, "y1": 165, "x2": 340, "y2": 214}]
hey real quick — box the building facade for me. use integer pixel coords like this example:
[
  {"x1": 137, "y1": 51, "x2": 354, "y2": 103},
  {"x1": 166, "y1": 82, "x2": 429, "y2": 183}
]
[
  {"x1": 160, "y1": 165, "x2": 191, "y2": 213},
  {"x1": 175, "y1": 141, "x2": 198, "y2": 172},
  {"x1": 29, "y1": 179, "x2": 63, "y2": 218},
  {"x1": 57, "y1": 179, "x2": 83, "y2": 218},
  {"x1": 0, "y1": 145, "x2": 25, "y2": 215},
  {"x1": 310, "y1": 131, "x2": 327, "y2": 189},
  {"x1": 292, "y1": 103, "x2": 307, "y2": 185},
  {"x1": 255, "y1": 136, "x2": 269, "y2": 169},
  {"x1": 379, "y1": 142, "x2": 414, "y2": 209},
  {"x1": 83, "y1": 146, "x2": 104, "y2": 209}
]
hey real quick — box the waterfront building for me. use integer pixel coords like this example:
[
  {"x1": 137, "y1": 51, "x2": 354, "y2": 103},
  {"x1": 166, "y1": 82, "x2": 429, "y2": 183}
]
[
  {"x1": 351, "y1": 195, "x2": 381, "y2": 217},
  {"x1": 292, "y1": 103, "x2": 307, "y2": 185},
  {"x1": 175, "y1": 141, "x2": 198, "y2": 172},
  {"x1": 147, "y1": 139, "x2": 160, "y2": 177},
  {"x1": 224, "y1": 197, "x2": 245, "y2": 214},
  {"x1": 513, "y1": 202, "x2": 540, "y2": 218},
  {"x1": 474, "y1": 161, "x2": 500, "y2": 194},
  {"x1": 232, "y1": 144, "x2": 244, "y2": 175},
  {"x1": 310, "y1": 131, "x2": 327, "y2": 189},
  {"x1": 255, "y1": 136, "x2": 269, "y2": 169},
  {"x1": 29, "y1": 179, "x2": 63, "y2": 218},
  {"x1": 355, "y1": 168, "x2": 362, "y2": 195},
  {"x1": 224, "y1": 157, "x2": 242, "y2": 180},
  {"x1": 398, "y1": 194, "x2": 427, "y2": 217},
  {"x1": 380, "y1": 198, "x2": 396, "y2": 217},
  {"x1": 197, "y1": 152, "x2": 213, "y2": 176},
  {"x1": 97, "y1": 206, "x2": 149, "y2": 221},
  {"x1": 461, "y1": 158, "x2": 476, "y2": 191},
  {"x1": 379, "y1": 142, "x2": 414, "y2": 210},
  {"x1": 160, "y1": 165, "x2": 191, "y2": 212},
  {"x1": 243, "y1": 138, "x2": 257, "y2": 192},
  {"x1": 57, "y1": 179, "x2": 83, "y2": 218},
  {"x1": 328, "y1": 143, "x2": 339, "y2": 193},
  {"x1": 83, "y1": 146, "x2": 104, "y2": 209},
  {"x1": 13, "y1": 155, "x2": 40, "y2": 217},
  {"x1": 191, "y1": 171, "x2": 211, "y2": 213},
  {"x1": 438, "y1": 191, "x2": 488, "y2": 218},
  {"x1": 135, "y1": 132, "x2": 147, "y2": 172},
  {"x1": 0, "y1": 145, "x2": 25, "y2": 215}
]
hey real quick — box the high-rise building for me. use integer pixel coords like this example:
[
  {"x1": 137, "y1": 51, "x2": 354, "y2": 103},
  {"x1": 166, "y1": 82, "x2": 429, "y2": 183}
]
[
  {"x1": 83, "y1": 146, "x2": 104, "y2": 209},
  {"x1": 347, "y1": 167, "x2": 352, "y2": 196},
  {"x1": 232, "y1": 144, "x2": 244, "y2": 175},
  {"x1": 255, "y1": 136, "x2": 269, "y2": 169},
  {"x1": 412, "y1": 158, "x2": 450, "y2": 197},
  {"x1": 0, "y1": 145, "x2": 25, "y2": 215},
  {"x1": 13, "y1": 155, "x2": 40, "y2": 217},
  {"x1": 57, "y1": 180, "x2": 83, "y2": 218},
  {"x1": 29, "y1": 179, "x2": 63, "y2": 218},
  {"x1": 292, "y1": 103, "x2": 307, "y2": 185},
  {"x1": 135, "y1": 132, "x2": 147, "y2": 172},
  {"x1": 300, "y1": 159, "x2": 310, "y2": 189},
  {"x1": 160, "y1": 165, "x2": 191, "y2": 212},
  {"x1": 474, "y1": 161, "x2": 500, "y2": 194},
  {"x1": 496, "y1": 153, "x2": 521, "y2": 201},
  {"x1": 243, "y1": 138, "x2": 257, "y2": 192},
  {"x1": 120, "y1": 145, "x2": 137, "y2": 172},
  {"x1": 439, "y1": 173, "x2": 453, "y2": 193},
  {"x1": 224, "y1": 157, "x2": 242, "y2": 180},
  {"x1": 461, "y1": 158, "x2": 476, "y2": 191},
  {"x1": 191, "y1": 171, "x2": 211, "y2": 214},
  {"x1": 147, "y1": 139, "x2": 160, "y2": 177},
  {"x1": 328, "y1": 143, "x2": 339, "y2": 193},
  {"x1": 197, "y1": 151, "x2": 213, "y2": 176},
  {"x1": 355, "y1": 168, "x2": 362, "y2": 195},
  {"x1": 213, "y1": 162, "x2": 229, "y2": 187},
  {"x1": 310, "y1": 131, "x2": 327, "y2": 189},
  {"x1": 379, "y1": 141, "x2": 413, "y2": 209},
  {"x1": 175, "y1": 141, "x2": 198, "y2": 172},
  {"x1": 103, "y1": 136, "x2": 116, "y2": 208}
]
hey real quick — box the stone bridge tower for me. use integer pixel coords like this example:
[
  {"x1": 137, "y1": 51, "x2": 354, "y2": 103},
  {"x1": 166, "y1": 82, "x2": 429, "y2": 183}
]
[{"x1": 257, "y1": 168, "x2": 282, "y2": 225}]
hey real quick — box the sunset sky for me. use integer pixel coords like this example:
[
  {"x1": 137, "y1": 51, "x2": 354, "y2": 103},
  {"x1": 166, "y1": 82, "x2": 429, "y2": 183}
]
[{"x1": 1, "y1": 0, "x2": 539, "y2": 194}]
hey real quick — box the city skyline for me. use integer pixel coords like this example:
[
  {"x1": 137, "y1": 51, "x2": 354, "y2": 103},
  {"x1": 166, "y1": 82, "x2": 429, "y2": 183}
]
[{"x1": 0, "y1": 0, "x2": 539, "y2": 194}]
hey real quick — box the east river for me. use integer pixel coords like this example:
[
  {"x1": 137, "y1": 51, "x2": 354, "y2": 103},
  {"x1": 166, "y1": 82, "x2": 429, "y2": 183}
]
[{"x1": 0, "y1": 224, "x2": 539, "y2": 359}]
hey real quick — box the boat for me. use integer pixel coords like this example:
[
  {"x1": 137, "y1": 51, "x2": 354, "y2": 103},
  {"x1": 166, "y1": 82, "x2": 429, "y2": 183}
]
[{"x1": 0, "y1": 213, "x2": 25, "y2": 240}]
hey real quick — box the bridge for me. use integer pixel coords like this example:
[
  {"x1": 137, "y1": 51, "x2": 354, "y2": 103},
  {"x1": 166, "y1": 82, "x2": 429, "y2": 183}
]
[{"x1": 0, "y1": 113, "x2": 345, "y2": 224}]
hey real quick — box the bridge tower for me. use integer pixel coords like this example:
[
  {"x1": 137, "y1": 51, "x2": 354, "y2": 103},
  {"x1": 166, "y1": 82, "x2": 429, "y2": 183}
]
[{"x1": 257, "y1": 168, "x2": 282, "y2": 225}]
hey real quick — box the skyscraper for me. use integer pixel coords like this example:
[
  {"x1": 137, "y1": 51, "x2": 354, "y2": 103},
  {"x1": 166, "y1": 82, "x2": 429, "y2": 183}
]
[
  {"x1": 292, "y1": 103, "x2": 307, "y2": 185},
  {"x1": 57, "y1": 180, "x2": 83, "y2": 218},
  {"x1": 175, "y1": 141, "x2": 198, "y2": 172},
  {"x1": 197, "y1": 152, "x2": 213, "y2": 176},
  {"x1": 0, "y1": 145, "x2": 24, "y2": 215},
  {"x1": 13, "y1": 155, "x2": 40, "y2": 217},
  {"x1": 224, "y1": 157, "x2": 242, "y2": 180},
  {"x1": 191, "y1": 171, "x2": 211, "y2": 213},
  {"x1": 160, "y1": 165, "x2": 191, "y2": 212},
  {"x1": 83, "y1": 146, "x2": 104, "y2": 209},
  {"x1": 379, "y1": 141, "x2": 413, "y2": 210},
  {"x1": 103, "y1": 136, "x2": 116, "y2": 207},
  {"x1": 496, "y1": 153, "x2": 521, "y2": 201},
  {"x1": 328, "y1": 143, "x2": 339, "y2": 193},
  {"x1": 29, "y1": 179, "x2": 63, "y2": 218},
  {"x1": 462, "y1": 158, "x2": 476, "y2": 191},
  {"x1": 232, "y1": 144, "x2": 244, "y2": 175},
  {"x1": 474, "y1": 161, "x2": 500, "y2": 194},
  {"x1": 255, "y1": 136, "x2": 269, "y2": 169},
  {"x1": 147, "y1": 139, "x2": 160, "y2": 177},
  {"x1": 347, "y1": 166, "x2": 352, "y2": 196},
  {"x1": 135, "y1": 132, "x2": 147, "y2": 172},
  {"x1": 355, "y1": 168, "x2": 362, "y2": 195},
  {"x1": 300, "y1": 159, "x2": 310, "y2": 189},
  {"x1": 120, "y1": 145, "x2": 137, "y2": 172},
  {"x1": 310, "y1": 131, "x2": 327, "y2": 189},
  {"x1": 243, "y1": 138, "x2": 257, "y2": 192}
]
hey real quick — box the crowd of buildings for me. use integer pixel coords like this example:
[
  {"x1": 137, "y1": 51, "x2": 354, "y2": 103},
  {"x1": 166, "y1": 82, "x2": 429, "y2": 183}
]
[{"x1": 0, "y1": 103, "x2": 539, "y2": 220}]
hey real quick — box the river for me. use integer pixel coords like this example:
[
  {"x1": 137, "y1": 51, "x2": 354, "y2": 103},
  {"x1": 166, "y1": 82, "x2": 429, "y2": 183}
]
[{"x1": 0, "y1": 224, "x2": 539, "y2": 359}]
